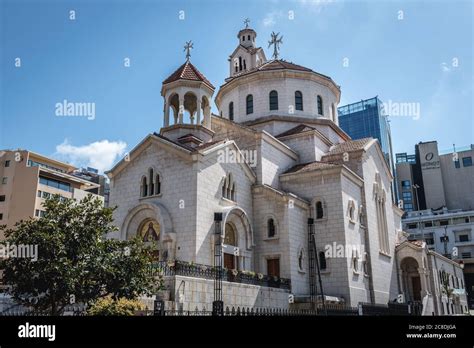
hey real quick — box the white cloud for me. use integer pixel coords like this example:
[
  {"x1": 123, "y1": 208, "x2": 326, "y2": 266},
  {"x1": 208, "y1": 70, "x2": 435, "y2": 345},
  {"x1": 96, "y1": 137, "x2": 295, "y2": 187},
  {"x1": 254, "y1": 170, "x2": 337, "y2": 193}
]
[
  {"x1": 297, "y1": 0, "x2": 334, "y2": 13},
  {"x1": 263, "y1": 10, "x2": 283, "y2": 27},
  {"x1": 55, "y1": 139, "x2": 127, "y2": 173},
  {"x1": 440, "y1": 62, "x2": 451, "y2": 72}
]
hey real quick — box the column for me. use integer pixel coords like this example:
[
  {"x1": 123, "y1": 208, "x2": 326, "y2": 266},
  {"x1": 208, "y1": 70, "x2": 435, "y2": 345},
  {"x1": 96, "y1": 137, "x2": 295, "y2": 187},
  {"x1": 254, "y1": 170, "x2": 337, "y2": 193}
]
[
  {"x1": 164, "y1": 102, "x2": 170, "y2": 127},
  {"x1": 196, "y1": 100, "x2": 202, "y2": 125},
  {"x1": 204, "y1": 106, "x2": 211, "y2": 128},
  {"x1": 178, "y1": 96, "x2": 184, "y2": 124}
]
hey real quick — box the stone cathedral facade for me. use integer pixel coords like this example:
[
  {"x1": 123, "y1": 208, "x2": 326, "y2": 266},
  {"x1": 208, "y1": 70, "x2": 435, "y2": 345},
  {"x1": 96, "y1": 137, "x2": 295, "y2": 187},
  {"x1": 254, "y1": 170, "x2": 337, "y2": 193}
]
[{"x1": 106, "y1": 24, "x2": 404, "y2": 310}]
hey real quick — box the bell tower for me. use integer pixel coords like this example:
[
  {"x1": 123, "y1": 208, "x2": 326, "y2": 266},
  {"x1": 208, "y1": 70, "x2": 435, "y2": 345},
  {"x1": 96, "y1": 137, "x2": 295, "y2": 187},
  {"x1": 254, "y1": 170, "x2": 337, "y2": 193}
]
[
  {"x1": 228, "y1": 19, "x2": 267, "y2": 78},
  {"x1": 160, "y1": 41, "x2": 215, "y2": 146}
]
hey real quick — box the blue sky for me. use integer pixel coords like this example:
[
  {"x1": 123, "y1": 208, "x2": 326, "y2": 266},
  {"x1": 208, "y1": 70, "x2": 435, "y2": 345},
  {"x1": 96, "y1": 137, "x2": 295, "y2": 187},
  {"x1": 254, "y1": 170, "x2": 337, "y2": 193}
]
[{"x1": 1, "y1": 0, "x2": 472, "y2": 172}]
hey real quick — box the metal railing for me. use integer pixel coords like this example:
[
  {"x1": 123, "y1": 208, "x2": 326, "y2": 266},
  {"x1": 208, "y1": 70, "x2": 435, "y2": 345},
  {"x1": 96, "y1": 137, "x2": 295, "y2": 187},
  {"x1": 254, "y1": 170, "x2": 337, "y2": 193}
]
[{"x1": 149, "y1": 260, "x2": 291, "y2": 290}]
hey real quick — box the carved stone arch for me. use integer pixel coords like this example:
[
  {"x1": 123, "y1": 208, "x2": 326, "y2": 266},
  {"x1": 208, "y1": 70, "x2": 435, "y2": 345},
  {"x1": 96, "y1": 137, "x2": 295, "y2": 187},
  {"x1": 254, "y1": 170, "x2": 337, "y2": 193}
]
[
  {"x1": 222, "y1": 206, "x2": 254, "y2": 250},
  {"x1": 121, "y1": 202, "x2": 176, "y2": 260},
  {"x1": 122, "y1": 202, "x2": 173, "y2": 239}
]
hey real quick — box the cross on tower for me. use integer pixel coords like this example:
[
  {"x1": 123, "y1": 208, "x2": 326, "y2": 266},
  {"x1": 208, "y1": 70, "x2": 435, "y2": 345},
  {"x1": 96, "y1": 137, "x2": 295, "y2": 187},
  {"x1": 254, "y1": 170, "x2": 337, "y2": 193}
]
[
  {"x1": 244, "y1": 18, "x2": 250, "y2": 28},
  {"x1": 184, "y1": 40, "x2": 193, "y2": 60},
  {"x1": 268, "y1": 32, "x2": 283, "y2": 60}
]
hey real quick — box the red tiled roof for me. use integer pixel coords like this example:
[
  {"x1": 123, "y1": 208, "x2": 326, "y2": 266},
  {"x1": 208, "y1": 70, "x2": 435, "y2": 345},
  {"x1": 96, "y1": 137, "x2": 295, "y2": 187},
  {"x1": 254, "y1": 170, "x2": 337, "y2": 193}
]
[
  {"x1": 163, "y1": 60, "x2": 215, "y2": 89},
  {"x1": 154, "y1": 132, "x2": 222, "y2": 152},
  {"x1": 283, "y1": 161, "x2": 339, "y2": 174},
  {"x1": 225, "y1": 59, "x2": 331, "y2": 83},
  {"x1": 276, "y1": 124, "x2": 316, "y2": 138}
]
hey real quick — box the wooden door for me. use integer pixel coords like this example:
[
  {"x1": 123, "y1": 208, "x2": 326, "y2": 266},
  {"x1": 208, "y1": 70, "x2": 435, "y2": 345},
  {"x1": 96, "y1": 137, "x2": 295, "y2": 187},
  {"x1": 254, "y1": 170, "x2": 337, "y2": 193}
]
[
  {"x1": 412, "y1": 276, "x2": 421, "y2": 301},
  {"x1": 224, "y1": 253, "x2": 235, "y2": 269},
  {"x1": 267, "y1": 258, "x2": 280, "y2": 277}
]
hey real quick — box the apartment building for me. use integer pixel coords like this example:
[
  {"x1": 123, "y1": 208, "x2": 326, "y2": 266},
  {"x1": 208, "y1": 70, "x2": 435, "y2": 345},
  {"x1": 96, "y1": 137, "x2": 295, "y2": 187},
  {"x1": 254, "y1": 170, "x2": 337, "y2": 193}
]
[{"x1": 0, "y1": 150, "x2": 103, "y2": 239}]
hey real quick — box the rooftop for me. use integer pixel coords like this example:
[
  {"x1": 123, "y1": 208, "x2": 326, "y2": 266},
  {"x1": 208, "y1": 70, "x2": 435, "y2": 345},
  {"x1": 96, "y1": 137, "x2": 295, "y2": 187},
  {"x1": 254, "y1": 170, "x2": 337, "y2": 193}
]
[
  {"x1": 162, "y1": 60, "x2": 215, "y2": 89},
  {"x1": 283, "y1": 161, "x2": 339, "y2": 175},
  {"x1": 325, "y1": 138, "x2": 374, "y2": 156},
  {"x1": 224, "y1": 59, "x2": 332, "y2": 84}
]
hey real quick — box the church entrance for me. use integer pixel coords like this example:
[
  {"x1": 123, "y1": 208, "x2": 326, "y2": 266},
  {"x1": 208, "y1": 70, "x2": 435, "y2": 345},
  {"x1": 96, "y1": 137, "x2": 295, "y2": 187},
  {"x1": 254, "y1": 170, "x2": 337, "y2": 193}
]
[
  {"x1": 223, "y1": 223, "x2": 238, "y2": 270},
  {"x1": 267, "y1": 258, "x2": 280, "y2": 278},
  {"x1": 224, "y1": 254, "x2": 235, "y2": 270},
  {"x1": 400, "y1": 257, "x2": 422, "y2": 302},
  {"x1": 411, "y1": 276, "x2": 421, "y2": 301}
]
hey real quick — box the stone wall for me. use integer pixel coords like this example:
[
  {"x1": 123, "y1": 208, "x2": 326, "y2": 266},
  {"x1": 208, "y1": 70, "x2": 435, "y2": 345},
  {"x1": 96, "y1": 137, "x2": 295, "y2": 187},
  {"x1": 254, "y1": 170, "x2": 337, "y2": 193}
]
[{"x1": 159, "y1": 275, "x2": 290, "y2": 311}]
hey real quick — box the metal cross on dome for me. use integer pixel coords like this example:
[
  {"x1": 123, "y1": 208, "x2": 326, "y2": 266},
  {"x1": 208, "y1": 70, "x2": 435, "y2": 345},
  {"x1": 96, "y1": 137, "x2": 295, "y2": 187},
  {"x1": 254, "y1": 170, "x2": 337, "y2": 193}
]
[
  {"x1": 244, "y1": 18, "x2": 250, "y2": 28},
  {"x1": 268, "y1": 31, "x2": 283, "y2": 60},
  {"x1": 184, "y1": 40, "x2": 193, "y2": 60}
]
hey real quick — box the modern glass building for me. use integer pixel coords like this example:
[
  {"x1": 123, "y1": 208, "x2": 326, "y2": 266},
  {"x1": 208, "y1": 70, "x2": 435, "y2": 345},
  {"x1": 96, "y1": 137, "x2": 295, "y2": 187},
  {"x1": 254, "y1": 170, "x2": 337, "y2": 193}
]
[{"x1": 338, "y1": 96, "x2": 398, "y2": 202}]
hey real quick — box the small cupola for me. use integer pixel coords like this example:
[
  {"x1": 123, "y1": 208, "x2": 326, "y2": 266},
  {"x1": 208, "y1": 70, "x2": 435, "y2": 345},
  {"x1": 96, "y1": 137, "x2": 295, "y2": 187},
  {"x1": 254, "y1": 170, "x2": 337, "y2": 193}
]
[
  {"x1": 238, "y1": 18, "x2": 256, "y2": 48},
  {"x1": 160, "y1": 41, "x2": 215, "y2": 143}
]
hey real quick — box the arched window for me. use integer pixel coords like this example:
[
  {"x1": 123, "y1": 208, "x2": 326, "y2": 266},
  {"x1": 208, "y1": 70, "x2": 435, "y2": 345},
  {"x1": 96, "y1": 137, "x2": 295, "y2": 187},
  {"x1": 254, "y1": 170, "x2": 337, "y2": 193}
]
[
  {"x1": 231, "y1": 182, "x2": 236, "y2": 201},
  {"x1": 319, "y1": 251, "x2": 327, "y2": 270},
  {"x1": 267, "y1": 218, "x2": 276, "y2": 238},
  {"x1": 374, "y1": 173, "x2": 390, "y2": 253},
  {"x1": 316, "y1": 201, "x2": 324, "y2": 219},
  {"x1": 269, "y1": 90, "x2": 278, "y2": 111},
  {"x1": 239, "y1": 56, "x2": 242, "y2": 71},
  {"x1": 229, "y1": 102, "x2": 234, "y2": 121},
  {"x1": 317, "y1": 95, "x2": 323, "y2": 115},
  {"x1": 222, "y1": 173, "x2": 236, "y2": 201},
  {"x1": 247, "y1": 35, "x2": 250, "y2": 40},
  {"x1": 348, "y1": 199, "x2": 356, "y2": 221},
  {"x1": 243, "y1": 59, "x2": 246, "y2": 70},
  {"x1": 295, "y1": 91, "x2": 303, "y2": 111},
  {"x1": 353, "y1": 257, "x2": 358, "y2": 272},
  {"x1": 246, "y1": 94, "x2": 253, "y2": 115},
  {"x1": 362, "y1": 252, "x2": 368, "y2": 275},
  {"x1": 141, "y1": 176, "x2": 148, "y2": 197},
  {"x1": 298, "y1": 248, "x2": 304, "y2": 271},
  {"x1": 155, "y1": 174, "x2": 161, "y2": 195},
  {"x1": 148, "y1": 168, "x2": 154, "y2": 196}
]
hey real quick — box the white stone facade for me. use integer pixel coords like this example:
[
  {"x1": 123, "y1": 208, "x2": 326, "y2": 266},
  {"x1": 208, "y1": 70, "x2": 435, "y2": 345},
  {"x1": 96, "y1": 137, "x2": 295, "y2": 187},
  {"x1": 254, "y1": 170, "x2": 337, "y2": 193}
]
[{"x1": 106, "y1": 25, "x2": 425, "y2": 312}]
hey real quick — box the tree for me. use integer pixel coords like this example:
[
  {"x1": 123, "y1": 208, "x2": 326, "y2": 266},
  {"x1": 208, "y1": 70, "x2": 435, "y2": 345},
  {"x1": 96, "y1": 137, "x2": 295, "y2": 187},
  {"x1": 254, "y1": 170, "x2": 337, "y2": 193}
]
[
  {"x1": 86, "y1": 295, "x2": 145, "y2": 316},
  {"x1": 0, "y1": 194, "x2": 158, "y2": 315}
]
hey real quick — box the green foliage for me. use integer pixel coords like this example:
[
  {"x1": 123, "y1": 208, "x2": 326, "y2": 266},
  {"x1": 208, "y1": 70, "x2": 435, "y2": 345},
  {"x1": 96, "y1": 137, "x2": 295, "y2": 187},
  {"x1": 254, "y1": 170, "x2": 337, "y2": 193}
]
[
  {"x1": 86, "y1": 295, "x2": 145, "y2": 316},
  {"x1": 0, "y1": 194, "x2": 158, "y2": 315}
]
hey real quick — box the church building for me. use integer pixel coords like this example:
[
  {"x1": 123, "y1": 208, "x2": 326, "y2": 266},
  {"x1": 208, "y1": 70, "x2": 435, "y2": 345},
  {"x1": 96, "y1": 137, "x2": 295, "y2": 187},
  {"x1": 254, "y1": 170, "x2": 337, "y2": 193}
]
[{"x1": 106, "y1": 22, "x2": 404, "y2": 311}]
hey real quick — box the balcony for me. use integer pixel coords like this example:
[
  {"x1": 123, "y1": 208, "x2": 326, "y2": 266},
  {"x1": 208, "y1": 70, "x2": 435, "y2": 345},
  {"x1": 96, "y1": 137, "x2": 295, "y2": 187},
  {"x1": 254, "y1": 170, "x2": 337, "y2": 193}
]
[{"x1": 149, "y1": 260, "x2": 291, "y2": 290}]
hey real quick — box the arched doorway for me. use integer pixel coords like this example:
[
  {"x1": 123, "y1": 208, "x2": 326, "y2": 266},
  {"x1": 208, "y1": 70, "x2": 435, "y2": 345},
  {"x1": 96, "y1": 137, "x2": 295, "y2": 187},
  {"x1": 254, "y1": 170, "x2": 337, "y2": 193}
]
[
  {"x1": 220, "y1": 207, "x2": 254, "y2": 271},
  {"x1": 400, "y1": 257, "x2": 421, "y2": 301},
  {"x1": 223, "y1": 223, "x2": 237, "y2": 269}
]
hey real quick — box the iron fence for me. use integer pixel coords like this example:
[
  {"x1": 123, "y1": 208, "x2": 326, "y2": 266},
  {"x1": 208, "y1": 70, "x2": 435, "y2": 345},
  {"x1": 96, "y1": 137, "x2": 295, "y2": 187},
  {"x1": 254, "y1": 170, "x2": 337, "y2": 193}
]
[{"x1": 150, "y1": 260, "x2": 291, "y2": 290}]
